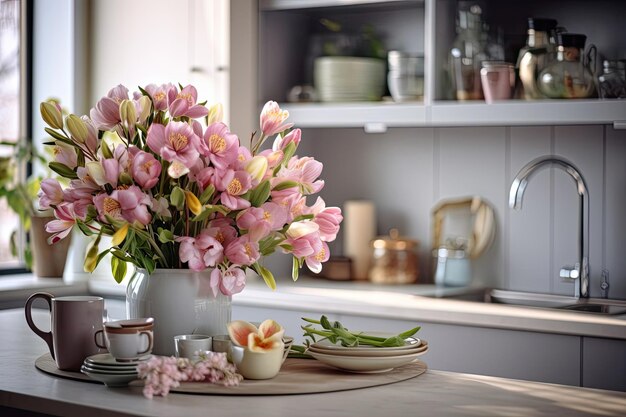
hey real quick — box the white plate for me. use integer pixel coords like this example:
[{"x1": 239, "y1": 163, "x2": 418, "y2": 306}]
[
  {"x1": 85, "y1": 353, "x2": 150, "y2": 366},
  {"x1": 81, "y1": 368, "x2": 139, "y2": 387},
  {"x1": 312, "y1": 334, "x2": 422, "y2": 352},
  {"x1": 82, "y1": 361, "x2": 137, "y2": 372},
  {"x1": 309, "y1": 349, "x2": 427, "y2": 373},
  {"x1": 308, "y1": 342, "x2": 428, "y2": 358},
  {"x1": 81, "y1": 365, "x2": 138, "y2": 376},
  {"x1": 82, "y1": 363, "x2": 138, "y2": 374}
]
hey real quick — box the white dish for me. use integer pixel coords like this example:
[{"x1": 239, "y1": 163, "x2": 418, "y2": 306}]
[
  {"x1": 309, "y1": 349, "x2": 427, "y2": 373},
  {"x1": 85, "y1": 353, "x2": 150, "y2": 366},
  {"x1": 81, "y1": 364, "x2": 137, "y2": 375},
  {"x1": 308, "y1": 342, "x2": 428, "y2": 358},
  {"x1": 81, "y1": 367, "x2": 139, "y2": 387},
  {"x1": 312, "y1": 334, "x2": 422, "y2": 351},
  {"x1": 82, "y1": 361, "x2": 137, "y2": 372}
]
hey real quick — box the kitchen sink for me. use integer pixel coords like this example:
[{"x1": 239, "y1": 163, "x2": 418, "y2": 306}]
[{"x1": 426, "y1": 288, "x2": 626, "y2": 315}]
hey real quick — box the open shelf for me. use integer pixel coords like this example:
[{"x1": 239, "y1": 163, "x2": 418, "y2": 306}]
[{"x1": 280, "y1": 100, "x2": 626, "y2": 129}]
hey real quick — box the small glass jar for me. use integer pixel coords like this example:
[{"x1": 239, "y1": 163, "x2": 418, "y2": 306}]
[
  {"x1": 538, "y1": 33, "x2": 597, "y2": 99},
  {"x1": 598, "y1": 60, "x2": 626, "y2": 99},
  {"x1": 368, "y1": 229, "x2": 419, "y2": 284}
]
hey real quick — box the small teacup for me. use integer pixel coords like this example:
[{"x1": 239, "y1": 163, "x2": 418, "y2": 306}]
[
  {"x1": 212, "y1": 335, "x2": 233, "y2": 361},
  {"x1": 174, "y1": 335, "x2": 212, "y2": 359},
  {"x1": 95, "y1": 320, "x2": 153, "y2": 361},
  {"x1": 231, "y1": 341, "x2": 285, "y2": 380}
]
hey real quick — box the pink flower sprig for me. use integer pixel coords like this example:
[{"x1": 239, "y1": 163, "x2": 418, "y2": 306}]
[{"x1": 137, "y1": 352, "x2": 242, "y2": 398}]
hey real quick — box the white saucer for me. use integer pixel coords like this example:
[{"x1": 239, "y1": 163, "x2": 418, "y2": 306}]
[
  {"x1": 85, "y1": 353, "x2": 150, "y2": 367},
  {"x1": 81, "y1": 367, "x2": 139, "y2": 387},
  {"x1": 81, "y1": 364, "x2": 138, "y2": 375}
]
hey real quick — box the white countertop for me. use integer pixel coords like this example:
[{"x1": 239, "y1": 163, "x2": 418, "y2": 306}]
[
  {"x1": 2, "y1": 308, "x2": 625, "y2": 417},
  {"x1": 4, "y1": 273, "x2": 626, "y2": 340}
]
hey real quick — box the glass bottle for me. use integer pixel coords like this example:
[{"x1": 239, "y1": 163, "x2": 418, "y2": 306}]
[
  {"x1": 538, "y1": 33, "x2": 597, "y2": 99},
  {"x1": 517, "y1": 18, "x2": 558, "y2": 99},
  {"x1": 598, "y1": 60, "x2": 626, "y2": 99},
  {"x1": 449, "y1": 4, "x2": 488, "y2": 100}
]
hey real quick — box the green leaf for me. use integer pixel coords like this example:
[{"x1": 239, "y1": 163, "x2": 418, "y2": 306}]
[
  {"x1": 292, "y1": 256, "x2": 300, "y2": 282},
  {"x1": 249, "y1": 180, "x2": 271, "y2": 207},
  {"x1": 76, "y1": 220, "x2": 95, "y2": 236},
  {"x1": 381, "y1": 336, "x2": 405, "y2": 347},
  {"x1": 320, "y1": 315, "x2": 332, "y2": 330},
  {"x1": 191, "y1": 207, "x2": 213, "y2": 223},
  {"x1": 292, "y1": 213, "x2": 315, "y2": 222},
  {"x1": 281, "y1": 141, "x2": 297, "y2": 166},
  {"x1": 111, "y1": 256, "x2": 127, "y2": 284},
  {"x1": 158, "y1": 228, "x2": 175, "y2": 243},
  {"x1": 170, "y1": 186, "x2": 185, "y2": 210},
  {"x1": 44, "y1": 127, "x2": 70, "y2": 143},
  {"x1": 198, "y1": 184, "x2": 215, "y2": 204},
  {"x1": 49, "y1": 162, "x2": 78, "y2": 179},
  {"x1": 138, "y1": 85, "x2": 151, "y2": 97},
  {"x1": 272, "y1": 180, "x2": 299, "y2": 191},
  {"x1": 253, "y1": 263, "x2": 276, "y2": 290},
  {"x1": 397, "y1": 326, "x2": 421, "y2": 339}
]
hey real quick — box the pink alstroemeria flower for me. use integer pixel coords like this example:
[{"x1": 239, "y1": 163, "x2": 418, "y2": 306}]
[
  {"x1": 146, "y1": 120, "x2": 200, "y2": 168},
  {"x1": 89, "y1": 84, "x2": 129, "y2": 130},
  {"x1": 304, "y1": 240, "x2": 329, "y2": 274},
  {"x1": 201, "y1": 122, "x2": 239, "y2": 169},
  {"x1": 45, "y1": 203, "x2": 76, "y2": 244},
  {"x1": 93, "y1": 185, "x2": 152, "y2": 225},
  {"x1": 210, "y1": 266, "x2": 246, "y2": 297},
  {"x1": 206, "y1": 218, "x2": 238, "y2": 248},
  {"x1": 237, "y1": 202, "x2": 288, "y2": 237},
  {"x1": 259, "y1": 101, "x2": 293, "y2": 137},
  {"x1": 177, "y1": 230, "x2": 224, "y2": 272},
  {"x1": 167, "y1": 85, "x2": 209, "y2": 119},
  {"x1": 224, "y1": 235, "x2": 260, "y2": 266},
  {"x1": 38, "y1": 179, "x2": 63, "y2": 210},
  {"x1": 144, "y1": 83, "x2": 174, "y2": 111},
  {"x1": 52, "y1": 142, "x2": 78, "y2": 168},
  {"x1": 275, "y1": 156, "x2": 324, "y2": 195},
  {"x1": 284, "y1": 221, "x2": 320, "y2": 259},
  {"x1": 307, "y1": 197, "x2": 343, "y2": 242},
  {"x1": 272, "y1": 128, "x2": 301, "y2": 152},
  {"x1": 217, "y1": 169, "x2": 252, "y2": 210},
  {"x1": 132, "y1": 150, "x2": 162, "y2": 189}
]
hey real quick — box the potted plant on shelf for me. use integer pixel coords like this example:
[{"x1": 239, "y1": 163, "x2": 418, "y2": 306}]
[
  {"x1": 0, "y1": 137, "x2": 71, "y2": 277},
  {"x1": 37, "y1": 83, "x2": 343, "y2": 355}
]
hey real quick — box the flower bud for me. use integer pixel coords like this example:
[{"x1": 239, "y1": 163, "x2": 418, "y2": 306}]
[
  {"x1": 137, "y1": 96, "x2": 152, "y2": 123},
  {"x1": 184, "y1": 190, "x2": 202, "y2": 215},
  {"x1": 40, "y1": 101, "x2": 64, "y2": 129},
  {"x1": 119, "y1": 99, "x2": 137, "y2": 128},
  {"x1": 245, "y1": 155, "x2": 268, "y2": 184},
  {"x1": 84, "y1": 235, "x2": 101, "y2": 273},
  {"x1": 207, "y1": 103, "x2": 224, "y2": 125},
  {"x1": 119, "y1": 172, "x2": 133, "y2": 185},
  {"x1": 66, "y1": 114, "x2": 88, "y2": 143},
  {"x1": 86, "y1": 161, "x2": 107, "y2": 186}
]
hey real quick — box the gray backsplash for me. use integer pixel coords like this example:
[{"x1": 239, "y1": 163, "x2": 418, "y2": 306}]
[{"x1": 265, "y1": 125, "x2": 626, "y2": 300}]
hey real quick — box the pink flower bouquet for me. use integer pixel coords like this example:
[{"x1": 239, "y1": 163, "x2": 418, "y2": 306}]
[{"x1": 38, "y1": 83, "x2": 342, "y2": 295}]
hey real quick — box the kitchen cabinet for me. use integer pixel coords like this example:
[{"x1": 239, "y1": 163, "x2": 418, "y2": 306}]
[
  {"x1": 258, "y1": 0, "x2": 626, "y2": 128},
  {"x1": 234, "y1": 302, "x2": 626, "y2": 391},
  {"x1": 582, "y1": 337, "x2": 626, "y2": 391}
]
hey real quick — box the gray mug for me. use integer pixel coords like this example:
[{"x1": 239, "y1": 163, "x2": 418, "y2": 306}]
[{"x1": 25, "y1": 292, "x2": 104, "y2": 371}]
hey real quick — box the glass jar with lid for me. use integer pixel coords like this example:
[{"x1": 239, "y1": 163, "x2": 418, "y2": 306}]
[
  {"x1": 538, "y1": 33, "x2": 597, "y2": 99},
  {"x1": 517, "y1": 18, "x2": 558, "y2": 99},
  {"x1": 368, "y1": 229, "x2": 419, "y2": 284},
  {"x1": 598, "y1": 59, "x2": 626, "y2": 99}
]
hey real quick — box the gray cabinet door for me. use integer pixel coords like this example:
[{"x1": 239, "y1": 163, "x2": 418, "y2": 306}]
[
  {"x1": 582, "y1": 337, "x2": 626, "y2": 391},
  {"x1": 325, "y1": 314, "x2": 582, "y2": 386}
]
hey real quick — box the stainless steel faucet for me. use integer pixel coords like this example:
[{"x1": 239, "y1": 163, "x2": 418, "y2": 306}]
[{"x1": 509, "y1": 156, "x2": 589, "y2": 298}]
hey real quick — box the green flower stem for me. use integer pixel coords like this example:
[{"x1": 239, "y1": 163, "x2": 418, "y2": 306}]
[
  {"x1": 301, "y1": 327, "x2": 387, "y2": 347},
  {"x1": 136, "y1": 226, "x2": 168, "y2": 268}
]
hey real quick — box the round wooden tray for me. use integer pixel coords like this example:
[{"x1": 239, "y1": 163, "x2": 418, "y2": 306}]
[{"x1": 35, "y1": 353, "x2": 427, "y2": 396}]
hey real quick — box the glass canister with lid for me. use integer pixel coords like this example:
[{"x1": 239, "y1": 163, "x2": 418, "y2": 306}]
[
  {"x1": 368, "y1": 229, "x2": 419, "y2": 284},
  {"x1": 517, "y1": 17, "x2": 558, "y2": 99},
  {"x1": 538, "y1": 33, "x2": 597, "y2": 99}
]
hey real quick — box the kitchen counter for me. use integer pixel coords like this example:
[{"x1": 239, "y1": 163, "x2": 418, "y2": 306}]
[{"x1": 1, "y1": 308, "x2": 625, "y2": 417}]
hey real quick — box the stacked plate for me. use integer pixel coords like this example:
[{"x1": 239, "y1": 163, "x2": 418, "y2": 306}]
[
  {"x1": 308, "y1": 335, "x2": 428, "y2": 373},
  {"x1": 81, "y1": 353, "x2": 149, "y2": 387},
  {"x1": 314, "y1": 57, "x2": 386, "y2": 102}
]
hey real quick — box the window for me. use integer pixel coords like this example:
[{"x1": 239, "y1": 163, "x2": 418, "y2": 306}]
[{"x1": 0, "y1": 0, "x2": 29, "y2": 271}]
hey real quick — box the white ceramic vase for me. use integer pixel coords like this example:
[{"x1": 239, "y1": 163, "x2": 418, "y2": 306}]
[{"x1": 126, "y1": 268, "x2": 231, "y2": 356}]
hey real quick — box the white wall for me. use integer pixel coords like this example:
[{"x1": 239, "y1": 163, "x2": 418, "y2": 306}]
[{"x1": 89, "y1": 0, "x2": 229, "y2": 119}]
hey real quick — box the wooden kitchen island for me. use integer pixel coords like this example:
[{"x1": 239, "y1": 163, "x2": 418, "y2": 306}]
[{"x1": 1, "y1": 309, "x2": 625, "y2": 417}]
